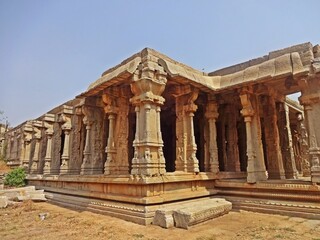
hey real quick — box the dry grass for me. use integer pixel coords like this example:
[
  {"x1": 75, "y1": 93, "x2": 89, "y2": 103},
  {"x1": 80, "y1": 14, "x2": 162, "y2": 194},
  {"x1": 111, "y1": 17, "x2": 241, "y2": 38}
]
[{"x1": 0, "y1": 202, "x2": 319, "y2": 240}]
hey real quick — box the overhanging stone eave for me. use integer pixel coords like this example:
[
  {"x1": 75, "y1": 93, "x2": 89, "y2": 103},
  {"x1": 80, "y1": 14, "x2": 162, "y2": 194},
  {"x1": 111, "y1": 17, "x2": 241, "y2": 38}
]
[
  {"x1": 214, "y1": 70, "x2": 310, "y2": 95},
  {"x1": 77, "y1": 54, "x2": 142, "y2": 98}
]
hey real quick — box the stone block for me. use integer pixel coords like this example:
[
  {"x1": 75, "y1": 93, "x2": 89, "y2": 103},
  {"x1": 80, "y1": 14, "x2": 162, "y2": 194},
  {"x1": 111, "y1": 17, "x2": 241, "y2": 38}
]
[
  {"x1": 153, "y1": 209, "x2": 174, "y2": 228},
  {"x1": 173, "y1": 198, "x2": 232, "y2": 229},
  {"x1": 0, "y1": 196, "x2": 8, "y2": 208}
]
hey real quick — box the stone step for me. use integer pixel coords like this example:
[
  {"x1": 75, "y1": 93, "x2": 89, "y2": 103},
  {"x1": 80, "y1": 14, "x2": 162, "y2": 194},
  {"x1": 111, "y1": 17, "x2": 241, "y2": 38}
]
[
  {"x1": 153, "y1": 198, "x2": 232, "y2": 229},
  {"x1": 222, "y1": 196, "x2": 320, "y2": 220},
  {"x1": 17, "y1": 193, "x2": 47, "y2": 202}
]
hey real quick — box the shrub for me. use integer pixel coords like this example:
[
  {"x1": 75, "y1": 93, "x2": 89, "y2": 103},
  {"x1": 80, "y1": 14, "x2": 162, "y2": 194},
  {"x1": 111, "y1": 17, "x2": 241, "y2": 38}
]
[{"x1": 4, "y1": 167, "x2": 26, "y2": 187}]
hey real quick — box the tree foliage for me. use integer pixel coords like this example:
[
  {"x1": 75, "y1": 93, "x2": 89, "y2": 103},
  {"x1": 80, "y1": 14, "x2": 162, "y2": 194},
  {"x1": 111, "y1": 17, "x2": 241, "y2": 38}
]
[{"x1": 4, "y1": 167, "x2": 27, "y2": 187}]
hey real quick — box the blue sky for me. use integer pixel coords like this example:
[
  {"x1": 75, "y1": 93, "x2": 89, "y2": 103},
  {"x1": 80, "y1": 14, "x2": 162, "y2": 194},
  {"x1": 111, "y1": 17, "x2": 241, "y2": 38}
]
[{"x1": 0, "y1": 0, "x2": 319, "y2": 126}]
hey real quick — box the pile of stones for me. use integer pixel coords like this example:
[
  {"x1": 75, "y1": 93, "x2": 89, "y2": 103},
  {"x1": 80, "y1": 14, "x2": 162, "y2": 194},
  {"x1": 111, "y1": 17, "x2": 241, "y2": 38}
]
[{"x1": 0, "y1": 186, "x2": 46, "y2": 208}]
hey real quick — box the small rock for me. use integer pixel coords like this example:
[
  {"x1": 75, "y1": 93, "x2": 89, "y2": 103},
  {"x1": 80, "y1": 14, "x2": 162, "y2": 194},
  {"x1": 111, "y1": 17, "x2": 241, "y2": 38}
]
[{"x1": 39, "y1": 212, "x2": 49, "y2": 220}]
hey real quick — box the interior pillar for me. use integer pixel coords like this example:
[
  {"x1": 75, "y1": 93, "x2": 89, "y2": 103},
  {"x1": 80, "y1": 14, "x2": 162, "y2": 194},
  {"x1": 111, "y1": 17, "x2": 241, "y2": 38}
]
[
  {"x1": 205, "y1": 96, "x2": 219, "y2": 173},
  {"x1": 277, "y1": 102, "x2": 298, "y2": 179},
  {"x1": 240, "y1": 87, "x2": 268, "y2": 183},
  {"x1": 174, "y1": 86, "x2": 200, "y2": 173},
  {"x1": 260, "y1": 94, "x2": 286, "y2": 179}
]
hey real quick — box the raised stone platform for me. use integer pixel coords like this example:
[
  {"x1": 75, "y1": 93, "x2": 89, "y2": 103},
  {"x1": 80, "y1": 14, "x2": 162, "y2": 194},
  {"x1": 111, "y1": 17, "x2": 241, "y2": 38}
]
[{"x1": 153, "y1": 198, "x2": 232, "y2": 229}]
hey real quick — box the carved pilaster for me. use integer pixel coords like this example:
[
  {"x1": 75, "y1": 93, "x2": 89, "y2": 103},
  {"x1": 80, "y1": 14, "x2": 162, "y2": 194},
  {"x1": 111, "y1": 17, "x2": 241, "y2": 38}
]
[
  {"x1": 299, "y1": 76, "x2": 320, "y2": 183},
  {"x1": 30, "y1": 121, "x2": 43, "y2": 174},
  {"x1": 22, "y1": 122, "x2": 33, "y2": 173},
  {"x1": 59, "y1": 106, "x2": 73, "y2": 174},
  {"x1": 205, "y1": 97, "x2": 219, "y2": 173},
  {"x1": 240, "y1": 87, "x2": 267, "y2": 183},
  {"x1": 174, "y1": 86, "x2": 199, "y2": 173},
  {"x1": 129, "y1": 59, "x2": 167, "y2": 176},
  {"x1": 80, "y1": 106, "x2": 94, "y2": 175},
  {"x1": 43, "y1": 114, "x2": 55, "y2": 175},
  {"x1": 260, "y1": 92, "x2": 286, "y2": 179}
]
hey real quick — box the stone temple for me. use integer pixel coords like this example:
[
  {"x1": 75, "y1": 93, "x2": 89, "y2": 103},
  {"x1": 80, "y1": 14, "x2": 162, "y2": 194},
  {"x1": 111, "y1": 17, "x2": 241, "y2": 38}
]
[{"x1": 1, "y1": 42, "x2": 320, "y2": 225}]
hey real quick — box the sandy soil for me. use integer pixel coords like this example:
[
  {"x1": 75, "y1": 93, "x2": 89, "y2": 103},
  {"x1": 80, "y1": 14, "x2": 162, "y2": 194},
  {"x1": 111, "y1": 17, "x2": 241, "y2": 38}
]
[{"x1": 0, "y1": 201, "x2": 319, "y2": 240}]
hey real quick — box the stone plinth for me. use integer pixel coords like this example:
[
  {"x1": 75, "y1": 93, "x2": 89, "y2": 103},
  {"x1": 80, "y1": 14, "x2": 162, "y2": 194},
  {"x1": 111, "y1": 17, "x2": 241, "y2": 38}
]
[
  {"x1": 153, "y1": 198, "x2": 232, "y2": 229},
  {"x1": 153, "y1": 209, "x2": 175, "y2": 228},
  {"x1": 173, "y1": 198, "x2": 232, "y2": 229}
]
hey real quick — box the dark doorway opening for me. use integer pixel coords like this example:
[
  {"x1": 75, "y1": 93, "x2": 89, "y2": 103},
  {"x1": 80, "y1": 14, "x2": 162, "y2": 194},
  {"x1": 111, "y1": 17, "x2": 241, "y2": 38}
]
[
  {"x1": 194, "y1": 104, "x2": 205, "y2": 172},
  {"x1": 161, "y1": 108, "x2": 176, "y2": 172},
  {"x1": 128, "y1": 107, "x2": 136, "y2": 173}
]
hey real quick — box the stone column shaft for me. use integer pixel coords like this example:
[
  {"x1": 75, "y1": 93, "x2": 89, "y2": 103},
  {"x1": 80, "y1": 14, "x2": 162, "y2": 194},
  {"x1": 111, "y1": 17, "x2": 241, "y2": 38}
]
[
  {"x1": 240, "y1": 90, "x2": 267, "y2": 183},
  {"x1": 205, "y1": 100, "x2": 219, "y2": 173}
]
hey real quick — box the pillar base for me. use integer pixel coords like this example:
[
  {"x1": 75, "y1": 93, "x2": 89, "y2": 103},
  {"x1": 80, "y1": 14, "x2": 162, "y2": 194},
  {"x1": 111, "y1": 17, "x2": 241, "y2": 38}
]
[
  {"x1": 311, "y1": 167, "x2": 320, "y2": 183},
  {"x1": 247, "y1": 171, "x2": 268, "y2": 183}
]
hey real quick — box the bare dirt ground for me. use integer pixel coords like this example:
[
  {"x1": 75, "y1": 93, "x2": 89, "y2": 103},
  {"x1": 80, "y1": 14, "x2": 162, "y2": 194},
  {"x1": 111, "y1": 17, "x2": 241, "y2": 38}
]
[{"x1": 0, "y1": 201, "x2": 320, "y2": 240}]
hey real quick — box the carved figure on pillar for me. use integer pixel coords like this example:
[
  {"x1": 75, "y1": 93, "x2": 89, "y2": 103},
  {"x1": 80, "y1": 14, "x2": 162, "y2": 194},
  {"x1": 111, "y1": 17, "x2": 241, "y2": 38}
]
[
  {"x1": 296, "y1": 113, "x2": 310, "y2": 177},
  {"x1": 240, "y1": 87, "x2": 267, "y2": 183},
  {"x1": 130, "y1": 57, "x2": 167, "y2": 176}
]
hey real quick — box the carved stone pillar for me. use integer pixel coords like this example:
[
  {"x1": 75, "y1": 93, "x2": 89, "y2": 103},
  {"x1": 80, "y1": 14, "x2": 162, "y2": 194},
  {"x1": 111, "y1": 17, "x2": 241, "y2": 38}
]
[
  {"x1": 260, "y1": 94, "x2": 286, "y2": 179},
  {"x1": 296, "y1": 113, "x2": 310, "y2": 177},
  {"x1": 299, "y1": 75, "x2": 320, "y2": 183},
  {"x1": 102, "y1": 87, "x2": 130, "y2": 175},
  {"x1": 43, "y1": 114, "x2": 55, "y2": 175},
  {"x1": 80, "y1": 106, "x2": 94, "y2": 175},
  {"x1": 30, "y1": 121, "x2": 43, "y2": 174},
  {"x1": 175, "y1": 86, "x2": 200, "y2": 173},
  {"x1": 277, "y1": 102, "x2": 298, "y2": 179},
  {"x1": 22, "y1": 122, "x2": 33, "y2": 172},
  {"x1": 59, "y1": 106, "x2": 73, "y2": 174},
  {"x1": 130, "y1": 66, "x2": 167, "y2": 176},
  {"x1": 240, "y1": 88, "x2": 267, "y2": 183},
  {"x1": 205, "y1": 97, "x2": 219, "y2": 173}
]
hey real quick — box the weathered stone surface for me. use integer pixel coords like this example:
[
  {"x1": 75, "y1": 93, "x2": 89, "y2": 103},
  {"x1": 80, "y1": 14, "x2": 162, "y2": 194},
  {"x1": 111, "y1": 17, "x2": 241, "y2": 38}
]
[
  {"x1": 0, "y1": 196, "x2": 8, "y2": 208},
  {"x1": 153, "y1": 209, "x2": 174, "y2": 228},
  {"x1": 173, "y1": 199, "x2": 232, "y2": 229},
  {"x1": 0, "y1": 186, "x2": 46, "y2": 202}
]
